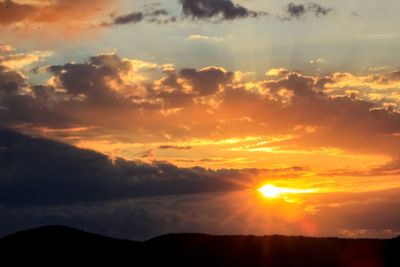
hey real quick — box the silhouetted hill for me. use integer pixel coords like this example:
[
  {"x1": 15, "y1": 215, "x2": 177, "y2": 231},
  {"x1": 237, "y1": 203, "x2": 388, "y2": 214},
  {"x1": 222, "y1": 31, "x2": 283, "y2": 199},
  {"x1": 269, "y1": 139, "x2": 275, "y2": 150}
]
[{"x1": 0, "y1": 226, "x2": 399, "y2": 266}]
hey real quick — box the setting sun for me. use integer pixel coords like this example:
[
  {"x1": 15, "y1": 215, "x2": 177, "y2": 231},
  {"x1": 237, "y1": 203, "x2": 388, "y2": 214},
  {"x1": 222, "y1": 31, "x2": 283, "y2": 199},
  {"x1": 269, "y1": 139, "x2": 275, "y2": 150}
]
[
  {"x1": 257, "y1": 185, "x2": 316, "y2": 198},
  {"x1": 2, "y1": 0, "x2": 400, "y2": 257}
]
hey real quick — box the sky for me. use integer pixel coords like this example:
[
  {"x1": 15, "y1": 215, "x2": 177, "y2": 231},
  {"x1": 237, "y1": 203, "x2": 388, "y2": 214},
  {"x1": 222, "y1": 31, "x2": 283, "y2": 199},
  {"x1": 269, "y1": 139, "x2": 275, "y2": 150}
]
[{"x1": 1, "y1": 0, "x2": 400, "y2": 240}]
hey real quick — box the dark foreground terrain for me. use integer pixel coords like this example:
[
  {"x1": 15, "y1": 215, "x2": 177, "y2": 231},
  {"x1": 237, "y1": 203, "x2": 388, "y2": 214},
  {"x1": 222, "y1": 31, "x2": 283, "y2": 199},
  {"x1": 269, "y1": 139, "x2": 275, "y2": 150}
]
[{"x1": 0, "y1": 226, "x2": 399, "y2": 266}]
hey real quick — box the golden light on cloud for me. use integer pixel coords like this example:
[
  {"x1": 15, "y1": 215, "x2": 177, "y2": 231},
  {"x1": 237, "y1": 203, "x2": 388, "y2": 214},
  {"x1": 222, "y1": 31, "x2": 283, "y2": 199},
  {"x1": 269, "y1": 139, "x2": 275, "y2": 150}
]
[{"x1": 257, "y1": 184, "x2": 317, "y2": 198}]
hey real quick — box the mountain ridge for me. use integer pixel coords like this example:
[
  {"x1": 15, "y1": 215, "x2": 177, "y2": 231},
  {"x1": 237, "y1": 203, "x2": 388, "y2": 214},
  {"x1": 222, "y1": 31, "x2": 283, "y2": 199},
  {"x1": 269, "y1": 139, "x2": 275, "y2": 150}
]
[{"x1": 0, "y1": 225, "x2": 399, "y2": 266}]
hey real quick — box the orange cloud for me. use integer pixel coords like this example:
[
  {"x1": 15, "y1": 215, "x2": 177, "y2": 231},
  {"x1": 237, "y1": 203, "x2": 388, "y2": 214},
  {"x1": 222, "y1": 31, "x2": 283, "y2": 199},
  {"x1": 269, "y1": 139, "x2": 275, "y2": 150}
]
[
  {"x1": 0, "y1": 44, "x2": 15, "y2": 52},
  {"x1": 0, "y1": 50, "x2": 52, "y2": 69},
  {"x1": 0, "y1": 0, "x2": 114, "y2": 40},
  {"x1": 2, "y1": 52, "x2": 400, "y2": 174}
]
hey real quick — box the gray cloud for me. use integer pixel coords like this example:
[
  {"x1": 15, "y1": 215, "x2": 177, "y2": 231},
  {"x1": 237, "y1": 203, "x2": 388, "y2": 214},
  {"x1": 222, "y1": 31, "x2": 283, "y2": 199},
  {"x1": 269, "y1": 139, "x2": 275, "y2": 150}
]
[
  {"x1": 45, "y1": 53, "x2": 142, "y2": 106},
  {"x1": 0, "y1": 128, "x2": 250, "y2": 208},
  {"x1": 159, "y1": 145, "x2": 192, "y2": 150},
  {"x1": 104, "y1": 0, "x2": 267, "y2": 26},
  {"x1": 282, "y1": 2, "x2": 332, "y2": 21},
  {"x1": 99, "y1": 0, "x2": 334, "y2": 27},
  {"x1": 113, "y1": 12, "x2": 144, "y2": 25},
  {"x1": 101, "y1": 8, "x2": 176, "y2": 27},
  {"x1": 0, "y1": 65, "x2": 25, "y2": 94},
  {"x1": 179, "y1": 67, "x2": 234, "y2": 95},
  {"x1": 180, "y1": 0, "x2": 266, "y2": 21},
  {"x1": 0, "y1": 65, "x2": 70, "y2": 128}
]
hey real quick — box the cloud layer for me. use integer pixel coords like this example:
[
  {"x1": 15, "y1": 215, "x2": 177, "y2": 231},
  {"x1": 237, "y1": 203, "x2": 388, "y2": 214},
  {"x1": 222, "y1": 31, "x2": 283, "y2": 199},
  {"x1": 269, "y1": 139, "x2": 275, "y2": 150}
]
[
  {"x1": 0, "y1": 128, "x2": 255, "y2": 207},
  {"x1": 1, "y1": 52, "x2": 400, "y2": 167}
]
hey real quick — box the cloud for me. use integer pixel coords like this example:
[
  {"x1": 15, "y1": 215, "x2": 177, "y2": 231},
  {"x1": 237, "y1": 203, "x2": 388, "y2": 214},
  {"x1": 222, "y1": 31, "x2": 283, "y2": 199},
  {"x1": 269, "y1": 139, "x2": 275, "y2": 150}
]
[
  {"x1": 0, "y1": 0, "x2": 110, "y2": 25},
  {"x1": 159, "y1": 145, "x2": 192, "y2": 150},
  {"x1": 0, "y1": 0, "x2": 112, "y2": 39},
  {"x1": 0, "y1": 65, "x2": 25, "y2": 94},
  {"x1": 179, "y1": 0, "x2": 266, "y2": 21},
  {"x1": 141, "y1": 148, "x2": 156, "y2": 158},
  {"x1": 179, "y1": 66, "x2": 234, "y2": 95},
  {"x1": 1, "y1": 52, "x2": 400, "y2": 165},
  {"x1": 309, "y1": 58, "x2": 326, "y2": 65},
  {"x1": 0, "y1": 128, "x2": 254, "y2": 208},
  {"x1": 46, "y1": 52, "x2": 154, "y2": 104},
  {"x1": 0, "y1": 50, "x2": 52, "y2": 69},
  {"x1": 100, "y1": 8, "x2": 176, "y2": 27},
  {"x1": 186, "y1": 35, "x2": 223, "y2": 42},
  {"x1": 112, "y1": 12, "x2": 144, "y2": 25},
  {"x1": 0, "y1": 0, "x2": 36, "y2": 25},
  {"x1": 0, "y1": 44, "x2": 15, "y2": 52},
  {"x1": 282, "y1": 2, "x2": 332, "y2": 21},
  {"x1": 265, "y1": 68, "x2": 291, "y2": 77}
]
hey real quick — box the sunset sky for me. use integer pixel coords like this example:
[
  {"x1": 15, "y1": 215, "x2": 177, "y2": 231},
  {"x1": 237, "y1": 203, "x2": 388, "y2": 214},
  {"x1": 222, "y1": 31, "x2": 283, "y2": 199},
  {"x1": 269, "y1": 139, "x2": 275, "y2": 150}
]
[{"x1": 1, "y1": 0, "x2": 400, "y2": 240}]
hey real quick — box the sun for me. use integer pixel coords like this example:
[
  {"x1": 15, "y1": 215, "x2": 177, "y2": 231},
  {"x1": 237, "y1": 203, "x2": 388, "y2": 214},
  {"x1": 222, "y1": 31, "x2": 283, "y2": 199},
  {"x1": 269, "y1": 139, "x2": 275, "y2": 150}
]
[
  {"x1": 257, "y1": 184, "x2": 316, "y2": 198},
  {"x1": 257, "y1": 185, "x2": 283, "y2": 198}
]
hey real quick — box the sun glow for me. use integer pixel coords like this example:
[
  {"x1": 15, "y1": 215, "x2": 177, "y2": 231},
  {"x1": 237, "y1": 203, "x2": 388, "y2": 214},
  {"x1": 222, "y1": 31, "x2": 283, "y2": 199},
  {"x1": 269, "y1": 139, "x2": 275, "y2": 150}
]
[{"x1": 257, "y1": 184, "x2": 316, "y2": 198}]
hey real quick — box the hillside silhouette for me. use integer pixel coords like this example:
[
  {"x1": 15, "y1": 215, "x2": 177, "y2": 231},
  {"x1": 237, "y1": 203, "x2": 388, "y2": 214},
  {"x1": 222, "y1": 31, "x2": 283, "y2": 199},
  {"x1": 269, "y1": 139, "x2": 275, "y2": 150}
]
[{"x1": 0, "y1": 225, "x2": 399, "y2": 266}]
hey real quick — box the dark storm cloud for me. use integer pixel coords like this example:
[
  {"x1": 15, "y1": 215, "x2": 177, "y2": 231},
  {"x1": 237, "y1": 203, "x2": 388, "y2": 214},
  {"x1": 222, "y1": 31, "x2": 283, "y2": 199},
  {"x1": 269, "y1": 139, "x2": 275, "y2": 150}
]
[
  {"x1": 0, "y1": 128, "x2": 249, "y2": 208},
  {"x1": 179, "y1": 67, "x2": 234, "y2": 95},
  {"x1": 282, "y1": 2, "x2": 332, "y2": 20},
  {"x1": 179, "y1": 0, "x2": 266, "y2": 21}
]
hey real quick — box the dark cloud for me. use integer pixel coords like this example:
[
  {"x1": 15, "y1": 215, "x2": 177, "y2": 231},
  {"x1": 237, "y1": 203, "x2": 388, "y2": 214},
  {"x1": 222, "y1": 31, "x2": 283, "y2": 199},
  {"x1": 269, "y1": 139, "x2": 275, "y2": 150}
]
[
  {"x1": 141, "y1": 149, "x2": 155, "y2": 158},
  {"x1": 263, "y1": 72, "x2": 321, "y2": 98},
  {"x1": 0, "y1": 128, "x2": 251, "y2": 208},
  {"x1": 159, "y1": 145, "x2": 192, "y2": 150},
  {"x1": 180, "y1": 0, "x2": 265, "y2": 21},
  {"x1": 307, "y1": 3, "x2": 332, "y2": 16},
  {"x1": 0, "y1": 65, "x2": 25, "y2": 94},
  {"x1": 102, "y1": 0, "x2": 269, "y2": 27},
  {"x1": 180, "y1": 67, "x2": 234, "y2": 95},
  {"x1": 113, "y1": 12, "x2": 144, "y2": 25},
  {"x1": 282, "y1": 2, "x2": 332, "y2": 20},
  {"x1": 0, "y1": 65, "x2": 69, "y2": 127},
  {"x1": 101, "y1": 8, "x2": 176, "y2": 27},
  {"x1": 286, "y1": 3, "x2": 306, "y2": 18},
  {"x1": 46, "y1": 53, "x2": 132, "y2": 104}
]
